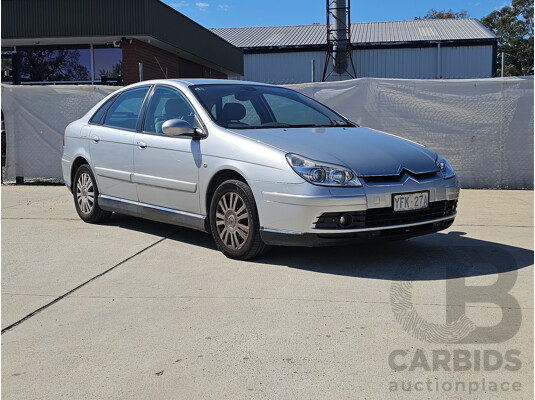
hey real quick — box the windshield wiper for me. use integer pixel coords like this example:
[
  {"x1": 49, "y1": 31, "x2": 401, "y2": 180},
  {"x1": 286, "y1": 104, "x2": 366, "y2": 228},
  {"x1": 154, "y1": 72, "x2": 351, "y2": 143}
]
[
  {"x1": 285, "y1": 124, "x2": 325, "y2": 128},
  {"x1": 259, "y1": 122, "x2": 292, "y2": 128},
  {"x1": 286, "y1": 124, "x2": 354, "y2": 128},
  {"x1": 226, "y1": 123, "x2": 356, "y2": 130}
]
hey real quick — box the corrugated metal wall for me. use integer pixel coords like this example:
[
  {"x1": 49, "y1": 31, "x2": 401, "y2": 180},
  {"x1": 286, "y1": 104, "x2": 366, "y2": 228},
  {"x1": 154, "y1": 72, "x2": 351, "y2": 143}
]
[
  {"x1": 239, "y1": 45, "x2": 494, "y2": 84},
  {"x1": 355, "y1": 47, "x2": 437, "y2": 78},
  {"x1": 240, "y1": 52, "x2": 324, "y2": 84},
  {"x1": 440, "y1": 46, "x2": 493, "y2": 78}
]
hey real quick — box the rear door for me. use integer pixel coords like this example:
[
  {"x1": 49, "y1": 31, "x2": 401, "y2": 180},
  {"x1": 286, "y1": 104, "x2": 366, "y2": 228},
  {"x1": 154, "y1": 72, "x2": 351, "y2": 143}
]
[{"x1": 90, "y1": 86, "x2": 151, "y2": 201}]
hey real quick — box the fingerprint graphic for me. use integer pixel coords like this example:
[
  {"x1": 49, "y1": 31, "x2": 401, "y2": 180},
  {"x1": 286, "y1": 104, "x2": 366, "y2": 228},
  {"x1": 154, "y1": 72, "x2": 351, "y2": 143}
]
[{"x1": 391, "y1": 280, "x2": 477, "y2": 343}]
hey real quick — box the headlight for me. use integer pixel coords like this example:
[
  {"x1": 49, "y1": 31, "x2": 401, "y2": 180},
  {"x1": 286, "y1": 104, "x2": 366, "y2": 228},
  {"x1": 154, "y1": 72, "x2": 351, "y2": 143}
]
[
  {"x1": 436, "y1": 156, "x2": 455, "y2": 179},
  {"x1": 286, "y1": 153, "x2": 361, "y2": 187}
]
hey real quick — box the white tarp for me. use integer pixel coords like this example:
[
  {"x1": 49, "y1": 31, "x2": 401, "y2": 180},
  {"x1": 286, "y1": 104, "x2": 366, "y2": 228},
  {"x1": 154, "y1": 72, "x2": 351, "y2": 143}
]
[
  {"x1": 1, "y1": 77, "x2": 533, "y2": 188},
  {"x1": 289, "y1": 77, "x2": 534, "y2": 189},
  {"x1": 1, "y1": 85, "x2": 118, "y2": 180}
]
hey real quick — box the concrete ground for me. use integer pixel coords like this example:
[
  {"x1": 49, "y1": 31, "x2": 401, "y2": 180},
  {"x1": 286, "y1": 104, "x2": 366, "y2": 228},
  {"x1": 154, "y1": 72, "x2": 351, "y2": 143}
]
[{"x1": 1, "y1": 186, "x2": 533, "y2": 399}]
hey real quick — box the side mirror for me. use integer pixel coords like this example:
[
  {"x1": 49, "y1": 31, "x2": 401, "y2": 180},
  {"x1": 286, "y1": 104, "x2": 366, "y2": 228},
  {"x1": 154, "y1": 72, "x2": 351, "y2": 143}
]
[{"x1": 162, "y1": 119, "x2": 203, "y2": 138}]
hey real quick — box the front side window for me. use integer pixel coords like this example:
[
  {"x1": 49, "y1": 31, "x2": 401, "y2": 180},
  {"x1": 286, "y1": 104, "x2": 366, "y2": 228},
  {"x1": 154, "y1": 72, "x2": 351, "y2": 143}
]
[
  {"x1": 103, "y1": 86, "x2": 150, "y2": 130},
  {"x1": 191, "y1": 84, "x2": 352, "y2": 129},
  {"x1": 143, "y1": 86, "x2": 200, "y2": 134}
]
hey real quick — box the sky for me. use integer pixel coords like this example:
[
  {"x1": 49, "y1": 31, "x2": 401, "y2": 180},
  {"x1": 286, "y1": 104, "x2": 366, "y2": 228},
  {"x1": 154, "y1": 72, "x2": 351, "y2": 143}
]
[{"x1": 162, "y1": 0, "x2": 510, "y2": 28}]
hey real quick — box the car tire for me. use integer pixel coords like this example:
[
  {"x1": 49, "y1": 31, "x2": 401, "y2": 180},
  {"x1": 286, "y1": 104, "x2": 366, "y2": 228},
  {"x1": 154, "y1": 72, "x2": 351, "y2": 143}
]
[
  {"x1": 73, "y1": 164, "x2": 111, "y2": 223},
  {"x1": 210, "y1": 179, "x2": 267, "y2": 260}
]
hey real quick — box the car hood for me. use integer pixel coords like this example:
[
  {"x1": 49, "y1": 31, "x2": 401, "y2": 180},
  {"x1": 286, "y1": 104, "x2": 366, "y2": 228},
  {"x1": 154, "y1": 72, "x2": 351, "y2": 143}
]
[{"x1": 232, "y1": 126, "x2": 438, "y2": 176}]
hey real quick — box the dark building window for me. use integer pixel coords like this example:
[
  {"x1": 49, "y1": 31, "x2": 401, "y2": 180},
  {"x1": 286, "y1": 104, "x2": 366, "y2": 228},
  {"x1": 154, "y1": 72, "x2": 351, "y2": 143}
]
[
  {"x1": 17, "y1": 45, "x2": 92, "y2": 83},
  {"x1": 1, "y1": 48, "x2": 14, "y2": 83},
  {"x1": 94, "y1": 46, "x2": 122, "y2": 82},
  {"x1": 3, "y1": 45, "x2": 123, "y2": 85}
]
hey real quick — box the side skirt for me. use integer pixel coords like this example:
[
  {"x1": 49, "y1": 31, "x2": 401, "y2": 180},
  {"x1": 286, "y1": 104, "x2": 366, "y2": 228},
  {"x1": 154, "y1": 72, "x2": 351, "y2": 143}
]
[{"x1": 99, "y1": 195, "x2": 208, "y2": 232}]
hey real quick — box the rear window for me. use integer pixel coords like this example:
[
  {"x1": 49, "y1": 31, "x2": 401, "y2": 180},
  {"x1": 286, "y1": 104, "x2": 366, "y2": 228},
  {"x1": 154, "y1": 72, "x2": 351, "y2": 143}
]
[
  {"x1": 90, "y1": 95, "x2": 116, "y2": 124},
  {"x1": 103, "y1": 87, "x2": 150, "y2": 131}
]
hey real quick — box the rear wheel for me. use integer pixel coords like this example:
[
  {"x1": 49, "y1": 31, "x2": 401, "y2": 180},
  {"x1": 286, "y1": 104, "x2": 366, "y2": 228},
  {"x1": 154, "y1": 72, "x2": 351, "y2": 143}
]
[
  {"x1": 210, "y1": 179, "x2": 267, "y2": 260},
  {"x1": 73, "y1": 164, "x2": 111, "y2": 223}
]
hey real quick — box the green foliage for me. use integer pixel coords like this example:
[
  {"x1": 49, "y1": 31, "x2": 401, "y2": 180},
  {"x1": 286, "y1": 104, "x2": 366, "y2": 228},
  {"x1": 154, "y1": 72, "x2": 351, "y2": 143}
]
[
  {"x1": 20, "y1": 49, "x2": 90, "y2": 82},
  {"x1": 481, "y1": 0, "x2": 534, "y2": 76},
  {"x1": 415, "y1": 9, "x2": 468, "y2": 20},
  {"x1": 98, "y1": 61, "x2": 122, "y2": 79}
]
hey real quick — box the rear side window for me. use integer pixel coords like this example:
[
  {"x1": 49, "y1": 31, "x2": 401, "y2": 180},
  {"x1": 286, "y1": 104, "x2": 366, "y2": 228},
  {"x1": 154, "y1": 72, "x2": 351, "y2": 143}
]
[
  {"x1": 90, "y1": 95, "x2": 116, "y2": 124},
  {"x1": 103, "y1": 87, "x2": 150, "y2": 130}
]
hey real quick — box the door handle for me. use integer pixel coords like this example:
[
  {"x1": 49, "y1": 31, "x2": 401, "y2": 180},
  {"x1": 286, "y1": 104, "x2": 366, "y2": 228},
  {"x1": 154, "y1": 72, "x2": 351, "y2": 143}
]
[
  {"x1": 136, "y1": 141, "x2": 147, "y2": 149},
  {"x1": 92, "y1": 136, "x2": 100, "y2": 143}
]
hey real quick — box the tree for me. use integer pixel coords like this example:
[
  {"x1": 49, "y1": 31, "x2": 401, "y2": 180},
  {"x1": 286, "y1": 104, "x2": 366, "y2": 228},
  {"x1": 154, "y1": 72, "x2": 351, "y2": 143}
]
[
  {"x1": 415, "y1": 9, "x2": 468, "y2": 20},
  {"x1": 481, "y1": 0, "x2": 534, "y2": 76},
  {"x1": 98, "y1": 61, "x2": 123, "y2": 78},
  {"x1": 19, "y1": 49, "x2": 90, "y2": 82}
]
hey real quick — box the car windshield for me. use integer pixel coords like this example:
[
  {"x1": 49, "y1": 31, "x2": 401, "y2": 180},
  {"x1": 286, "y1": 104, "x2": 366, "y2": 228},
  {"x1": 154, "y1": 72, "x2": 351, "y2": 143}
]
[{"x1": 190, "y1": 84, "x2": 353, "y2": 129}]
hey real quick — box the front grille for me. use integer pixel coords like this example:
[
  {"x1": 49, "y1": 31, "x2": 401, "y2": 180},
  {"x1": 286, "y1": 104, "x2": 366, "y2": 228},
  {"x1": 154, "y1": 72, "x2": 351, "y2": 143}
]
[
  {"x1": 315, "y1": 200, "x2": 457, "y2": 230},
  {"x1": 362, "y1": 170, "x2": 441, "y2": 186}
]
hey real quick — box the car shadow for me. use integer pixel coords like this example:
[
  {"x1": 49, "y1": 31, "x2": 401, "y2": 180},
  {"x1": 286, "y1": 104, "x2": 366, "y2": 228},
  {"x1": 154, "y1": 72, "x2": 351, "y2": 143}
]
[
  {"x1": 104, "y1": 213, "x2": 216, "y2": 248},
  {"x1": 105, "y1": 214, "x2": 533, "y2": 282},
  {"x1": 256, "y1": 231, "x2": 533, "y2": 281}
]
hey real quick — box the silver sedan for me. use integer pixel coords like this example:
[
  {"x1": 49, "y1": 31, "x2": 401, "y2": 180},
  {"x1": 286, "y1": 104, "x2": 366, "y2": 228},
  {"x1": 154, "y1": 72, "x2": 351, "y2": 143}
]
[{"x1": 62, "y1": 79, "x2": 460, "y2": 259}]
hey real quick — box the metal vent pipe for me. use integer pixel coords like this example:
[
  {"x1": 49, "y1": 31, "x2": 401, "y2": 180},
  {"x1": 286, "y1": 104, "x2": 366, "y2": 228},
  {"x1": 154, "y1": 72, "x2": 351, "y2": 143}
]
[{"x1": 332, "y1": 0, "x2": 348, "y2": 74}]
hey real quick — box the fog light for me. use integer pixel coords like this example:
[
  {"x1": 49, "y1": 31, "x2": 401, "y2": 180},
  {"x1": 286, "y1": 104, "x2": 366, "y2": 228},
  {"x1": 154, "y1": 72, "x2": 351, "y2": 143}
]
[{"x1": 338, "y1": 213, "x2": 353, "y2": 228}]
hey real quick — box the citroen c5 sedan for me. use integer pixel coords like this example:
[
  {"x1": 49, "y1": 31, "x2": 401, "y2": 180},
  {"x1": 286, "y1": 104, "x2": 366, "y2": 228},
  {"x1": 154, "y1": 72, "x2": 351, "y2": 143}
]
[{"x1": 62, "y1": 79, "x2": 460, "y2": 260}]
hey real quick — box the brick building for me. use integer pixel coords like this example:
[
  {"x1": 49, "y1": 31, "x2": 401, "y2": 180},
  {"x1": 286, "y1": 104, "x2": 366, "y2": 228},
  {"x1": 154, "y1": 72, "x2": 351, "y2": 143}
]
[{"x1": 1, "y1": 0, "x2": 243, "y2": 85}]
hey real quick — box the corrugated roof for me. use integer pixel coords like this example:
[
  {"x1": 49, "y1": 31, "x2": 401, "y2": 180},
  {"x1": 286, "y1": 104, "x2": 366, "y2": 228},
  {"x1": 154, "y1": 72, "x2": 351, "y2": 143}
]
[
  {"x1": 2, "y1": 0, "x2": 244, "y2": 75},
  {"x1": 211, "y1": 18, "x2": 497, "y2": 49}
]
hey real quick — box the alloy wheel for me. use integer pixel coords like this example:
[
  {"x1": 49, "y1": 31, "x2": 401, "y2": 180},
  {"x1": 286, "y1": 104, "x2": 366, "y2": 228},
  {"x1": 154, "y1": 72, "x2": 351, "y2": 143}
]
[
  {"x1": 215, "y1": 191, "x2": 250, "y2": 250},
  {"x1": 76, "y1": 172, "x2": 95, "y2": 215}
]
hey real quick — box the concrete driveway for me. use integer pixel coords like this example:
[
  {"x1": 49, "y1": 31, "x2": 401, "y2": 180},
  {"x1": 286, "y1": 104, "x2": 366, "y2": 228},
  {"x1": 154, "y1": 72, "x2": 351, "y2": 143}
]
[{"x1": 1, "y1": 186, "x2": 533, "y2": 399}]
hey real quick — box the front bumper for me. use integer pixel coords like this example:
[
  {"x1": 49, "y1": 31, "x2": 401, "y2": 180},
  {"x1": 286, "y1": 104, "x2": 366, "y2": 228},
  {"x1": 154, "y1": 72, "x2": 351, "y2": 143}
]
[
  {"x1": 251, "y1": 176, "x2": 460, "y2": 246},
  {"x1": 260, "y1": 214, "x2": 455, "y2": 246}
]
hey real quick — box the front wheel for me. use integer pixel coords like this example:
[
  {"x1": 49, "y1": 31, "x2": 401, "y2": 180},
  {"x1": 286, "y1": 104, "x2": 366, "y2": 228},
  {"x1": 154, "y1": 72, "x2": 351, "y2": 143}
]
[
  {"x1": 73, "y1": 164, "x2": 111, "y2": 223},
  {"x1": 209, "y1": 179, "x2": 267, "y2": 260}
]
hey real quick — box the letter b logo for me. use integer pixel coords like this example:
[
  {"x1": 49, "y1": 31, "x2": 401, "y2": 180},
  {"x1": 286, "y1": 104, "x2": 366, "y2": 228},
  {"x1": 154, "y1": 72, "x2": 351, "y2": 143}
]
[{"x1": 390, "y1": 246, "x2": 521, "y2": 344}]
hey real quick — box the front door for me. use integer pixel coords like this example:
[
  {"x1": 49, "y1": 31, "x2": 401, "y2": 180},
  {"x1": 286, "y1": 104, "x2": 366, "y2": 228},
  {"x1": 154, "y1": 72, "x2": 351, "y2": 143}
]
[{"x1": 133, "y1": 85, "x2": 202, "y2": 214}]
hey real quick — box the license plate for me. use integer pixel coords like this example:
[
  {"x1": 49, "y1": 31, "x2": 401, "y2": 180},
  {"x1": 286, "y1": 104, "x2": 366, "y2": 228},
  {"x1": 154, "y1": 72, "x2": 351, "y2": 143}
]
[{"x1": 393, "y1": 191, "x2": 429, "y2": 212}]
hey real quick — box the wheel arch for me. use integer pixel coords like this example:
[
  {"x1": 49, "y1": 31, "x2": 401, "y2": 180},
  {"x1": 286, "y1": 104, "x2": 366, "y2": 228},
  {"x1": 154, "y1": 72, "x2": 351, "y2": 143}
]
[
  {"x1": 70, "y1": 155, "x2": 103, "y2": 195},
  {"x1": 71, "y1": 156, "x2": 90, "y2": 188},
  {"x1": 204, "y1": 169, "x2": 248, "y2": 231}
]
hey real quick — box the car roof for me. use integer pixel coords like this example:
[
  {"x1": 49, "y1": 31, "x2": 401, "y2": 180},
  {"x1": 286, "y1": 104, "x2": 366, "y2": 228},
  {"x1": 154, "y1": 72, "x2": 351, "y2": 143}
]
[{"x1": 135, "y1": 78, "x2": 276, "y2": 87}]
